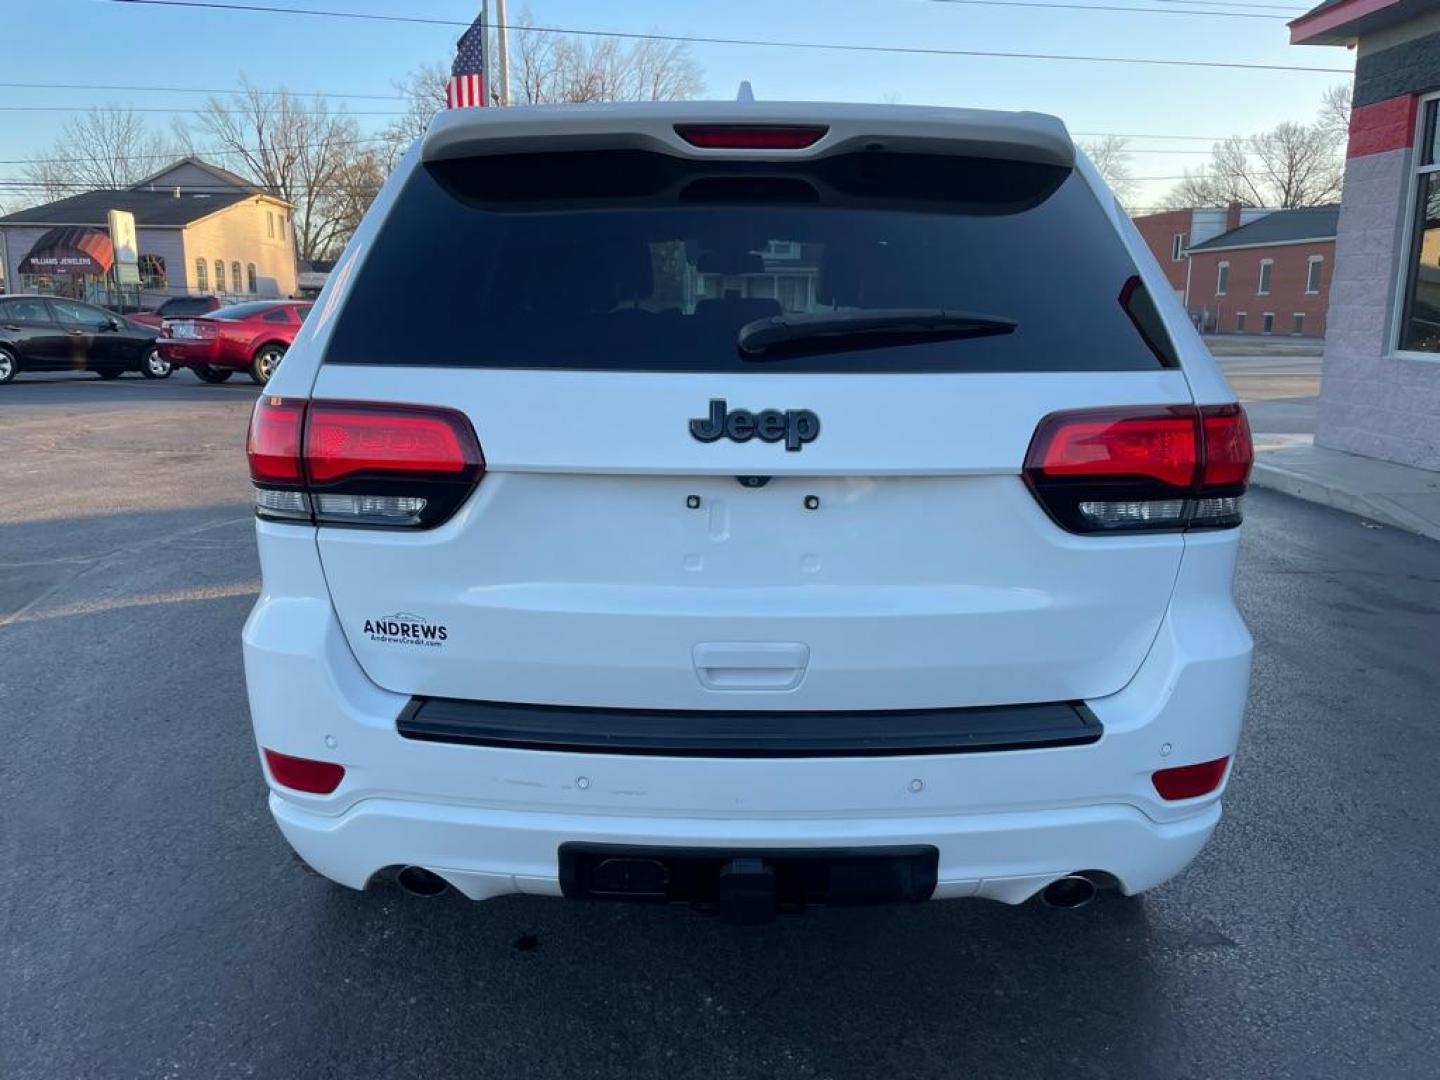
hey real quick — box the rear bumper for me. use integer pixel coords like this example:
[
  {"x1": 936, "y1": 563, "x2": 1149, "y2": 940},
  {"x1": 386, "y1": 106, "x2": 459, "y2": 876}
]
[
  {"x1": 158, "y1": 339, "x2": 245, "y2": 368},
  {"x1": 273, "y1": 789, "x2": 1219, "y2": 904},
  {"x1": 244, "y1": 524, "x2": 1251, "y2": 906}
]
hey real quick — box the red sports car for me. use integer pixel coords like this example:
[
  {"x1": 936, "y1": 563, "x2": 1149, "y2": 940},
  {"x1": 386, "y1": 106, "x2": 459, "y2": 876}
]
[{"x1": 158, "y1": 300, "x2": 311, "y2": 385}]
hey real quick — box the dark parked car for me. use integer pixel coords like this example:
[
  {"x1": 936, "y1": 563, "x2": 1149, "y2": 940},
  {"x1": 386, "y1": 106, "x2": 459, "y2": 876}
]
[
  {"x1": 0, "y1": 295, "x2": 169, "y2": 384},
  {"x1": 158, "y1": 300, "x2": 310, "y2": 385},
  {"x1": 128, "y1": 294, "x2": 223, "y2": 330}
]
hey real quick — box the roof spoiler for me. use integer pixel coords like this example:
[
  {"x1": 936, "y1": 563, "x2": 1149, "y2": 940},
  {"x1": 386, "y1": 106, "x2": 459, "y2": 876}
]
[{"x1": 422, "y1": 101, "x2": 1075, "y2": 170}]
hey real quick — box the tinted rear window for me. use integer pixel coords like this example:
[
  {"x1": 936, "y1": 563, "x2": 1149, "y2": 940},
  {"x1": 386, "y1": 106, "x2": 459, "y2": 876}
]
[
  {"x1": 325, "y1": 150, "x2": 1170, "y2": 373},
  {"x1": 213, "y1": 301, "x2": 286, "y2": 321},
  {"x1": 158, "y1": 297, "x2": 214, "y2": 316}
]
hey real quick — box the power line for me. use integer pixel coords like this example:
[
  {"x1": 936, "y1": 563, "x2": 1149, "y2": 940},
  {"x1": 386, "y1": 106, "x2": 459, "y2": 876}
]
[
  {"x1": 0, "y1": 135, "x2": 395, "y2": 167},
  {"x1": 0, "y1": 81, "x2": 404, "y2": 101},
  {"x1": 930, "y1": 0, "x2": 1290, "y2": 19},
  {"x1": 1151, "y1": 0, "x2": 1303, "y2": 11},
  {"x1": 0, "y1": 105, "x2": 406, "y2": 116},
  {"x1": 110, "y1": 0, "x2": 1353, "y2": 74}
]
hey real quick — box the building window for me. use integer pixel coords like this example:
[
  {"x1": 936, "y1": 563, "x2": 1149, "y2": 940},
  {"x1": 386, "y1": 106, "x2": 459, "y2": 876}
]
[
  {"x1": 247, "y1": 263, "x2": 258, "y2": 293},
  {"x1": 1398, "y1": 96, "x2": 1440, "y2": 353},
  {"x1": 267, "y1": 211, "x2": 275, "y2": 239},
  {"x1": 138, "y1": 254, "x2": 167, "y2": 289},
  {"x1": 1263, "y1": 313, "x2": 1275, "y2": 335},
  {"x1": 214, "y1": 260, "x2": 226, "y2": 293},
  {"x1": 1171, "y1": 233, "x2": 1186, "y2": 262},
  {"x1": 1216, "y1": 261, "x2": 1230, "y2": 296},
  {"x1": 232, "y1": 261, "x2": 242, "y2": 293},
  {"x1": 195, "y1": 258, "x2": 208, "y2": 291},
  {"x1": 1293, "y1": 313, "x2": 1306, "y2": 336},
  {"x1": 1257, "y1": 259, "x2": 1273, "y2": 296},
  {"x1": 1236, "y1": 312, "x2": 1247, "y2": 333},
  {"x1": 1306, "y1": 256, "x2": 1323, "y2": 295}
]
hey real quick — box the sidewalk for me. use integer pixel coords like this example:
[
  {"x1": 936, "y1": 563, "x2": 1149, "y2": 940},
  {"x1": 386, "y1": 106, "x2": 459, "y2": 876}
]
[
  {"x1": 1250, "y1": 442, "x2": 1440, "y2": 542},
  {"x1": 1205, "y1": 335, "x2": 1325, "y2": 357}
]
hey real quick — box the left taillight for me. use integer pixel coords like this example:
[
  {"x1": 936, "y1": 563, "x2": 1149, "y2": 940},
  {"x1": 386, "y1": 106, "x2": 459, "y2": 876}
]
[
  {"x1": 246, "y1": 397, "x2": 485, "y2": 528},
  {"x1": 1023, "y1": 403, "x2": 1252, "y2": 534}
]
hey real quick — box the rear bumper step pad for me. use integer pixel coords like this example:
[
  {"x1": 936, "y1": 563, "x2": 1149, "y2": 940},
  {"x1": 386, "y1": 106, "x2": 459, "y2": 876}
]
[{"x1": 396, "y1": 697, "x2": 1101, "y2": 757}]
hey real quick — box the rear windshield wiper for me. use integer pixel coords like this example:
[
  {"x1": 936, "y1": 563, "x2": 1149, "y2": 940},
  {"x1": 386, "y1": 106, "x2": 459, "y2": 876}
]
[{"x1": 737, "y1": 309, "x2": 1017, "y2": 360}]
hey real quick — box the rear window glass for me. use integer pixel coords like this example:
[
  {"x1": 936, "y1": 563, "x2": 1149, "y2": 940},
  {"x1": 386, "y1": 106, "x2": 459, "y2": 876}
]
[
  {"x1": 324, "y1": 150, "x2": 1171, "y2": 373},
  {"x1": 158, "y1": 297, "x2": 214, "y2": 316},
  {"x1": 213, "y1": 301, "x2": 285, "y2": 321}
]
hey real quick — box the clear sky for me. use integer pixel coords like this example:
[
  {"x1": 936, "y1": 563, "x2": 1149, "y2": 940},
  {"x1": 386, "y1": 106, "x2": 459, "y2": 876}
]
[{"x1": 1, "y1": 0, "x2": 1350, "y2": 211}]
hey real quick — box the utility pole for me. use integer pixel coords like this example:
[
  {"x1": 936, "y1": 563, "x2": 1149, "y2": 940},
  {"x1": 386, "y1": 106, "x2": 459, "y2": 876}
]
[
  {"x1": 480, "y1": 1, "x2": 491, "y2": 105},
  {"x1": 494, "y1": 0, "x2": 511, "y2": 106}
]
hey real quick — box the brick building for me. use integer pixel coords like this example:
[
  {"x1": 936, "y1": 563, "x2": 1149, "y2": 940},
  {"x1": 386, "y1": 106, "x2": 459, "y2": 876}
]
[
  {"x1": 1183, "y1": 207, "x2": 1339, "y2": 338},
  {"x1": 1132, "y1": 204, "x2": 1272, "y2": 301},
  {"x1": 1132, "y1": 204, "x2": 1335, "y2": 335},
  {"x1": 1292, "y1": 0, "x2": 1440, "y2": 471}
]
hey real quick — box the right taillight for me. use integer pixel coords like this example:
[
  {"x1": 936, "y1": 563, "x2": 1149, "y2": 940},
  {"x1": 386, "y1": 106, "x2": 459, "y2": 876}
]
[
  {"x1": 1024, "y1": 403, "x2": 1252, "y2": 533},
  {"x1": 246, "y1": 397, "x2": 485, "y2": 528}
]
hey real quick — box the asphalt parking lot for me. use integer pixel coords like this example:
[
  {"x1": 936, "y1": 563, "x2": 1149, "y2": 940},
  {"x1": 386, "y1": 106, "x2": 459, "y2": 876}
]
[{"x1": 2, "y1": 372, "x2": 1437, "y2": 1080}]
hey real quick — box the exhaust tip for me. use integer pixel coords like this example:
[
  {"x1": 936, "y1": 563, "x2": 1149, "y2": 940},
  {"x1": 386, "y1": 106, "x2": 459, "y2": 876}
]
[
  {"x1": 396, "y1": 865, "x2": 449, "y2": 897},
  {"x1": 1040, "y1": 874, "x2": 1098, "y2": 910}
]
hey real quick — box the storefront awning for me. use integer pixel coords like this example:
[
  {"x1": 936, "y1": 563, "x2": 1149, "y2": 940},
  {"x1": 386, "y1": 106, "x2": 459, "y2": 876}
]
[{"x1": 18, "y1": 226, "x2": 115, "y2": 276}]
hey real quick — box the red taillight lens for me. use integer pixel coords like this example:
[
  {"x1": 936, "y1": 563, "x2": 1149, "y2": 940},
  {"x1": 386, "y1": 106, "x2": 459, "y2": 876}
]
[
  {"x1": 263, "y1": 748, "x2": 345, "y2": 794},
  {"x1": 305, "y1": 402, "x2": 480, "y2": 484},
  {"x1": 674, "y1": 124, "x2": 828, "y2": 149},
  {"x1": 1031, "y1": 408, "x2": 1198, "y2": 489},
  {"x1": 1152, "y1": 756, "x2": 1230, "y2": 800},
  {"x1": 247, "y1": 398, "x2": 484, "y2": 529},
  {"x1": 246, "y1": 396, "x2": 306, "y2": 483},
  {"x1": 1024, "y1": 404, "x2": 1252, "y2": 533},
  {"x1": 1201, "y1": 404, "x2": 1253, "y2": 488}
]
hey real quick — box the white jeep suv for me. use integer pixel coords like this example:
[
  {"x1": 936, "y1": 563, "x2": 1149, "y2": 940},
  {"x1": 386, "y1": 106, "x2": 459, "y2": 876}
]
[{"x1": 243, "y1": 100, "x2": 1253, "y2": 921}]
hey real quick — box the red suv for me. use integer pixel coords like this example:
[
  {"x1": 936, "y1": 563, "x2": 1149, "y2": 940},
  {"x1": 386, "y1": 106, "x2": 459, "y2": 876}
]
[
  {"x1": 158, "y1": 300, "x2": 310, "y2": 385},
  {"x1": 129, "y1": 294, "x2": 223, "y2": 330}
]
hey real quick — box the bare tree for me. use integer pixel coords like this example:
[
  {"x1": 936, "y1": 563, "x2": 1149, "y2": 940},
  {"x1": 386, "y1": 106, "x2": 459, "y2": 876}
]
[
  {"x1": 1162, "y1": 88, "x2": 1347, "y2": 210},
  {"x1": 383, "y1": 61, "x2": 449, "y2": 166},
  {"x1": 508, "y1": 12, "x2": 704, "y2": 104},
  {"x1": 1079, "y1": 135, "x2": 1139, "y2": 208},
  {"x1": 22, "y1": 108, "x2": 184, "y2": 204},
  {"x1": 195, "y1": 81, "x2": 373, "y2": 261},
  {"x1": 1250, "y1": 121, "x2": 1345, "y2": 207},
  {"x1": 1317, "y1": 82, "x2": 1353, "y2": 150}
]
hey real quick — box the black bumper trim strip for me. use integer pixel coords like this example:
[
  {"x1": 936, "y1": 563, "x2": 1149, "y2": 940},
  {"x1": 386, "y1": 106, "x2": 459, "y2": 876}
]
[{"x1": 396, "y1": 696, "x2": 1102, "y2": 757}]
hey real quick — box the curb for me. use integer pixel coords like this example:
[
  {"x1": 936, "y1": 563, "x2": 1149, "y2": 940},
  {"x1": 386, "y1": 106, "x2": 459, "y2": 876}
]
[{"x1": 1250, "y1": 461, "x2": 1440, "y2": 543}]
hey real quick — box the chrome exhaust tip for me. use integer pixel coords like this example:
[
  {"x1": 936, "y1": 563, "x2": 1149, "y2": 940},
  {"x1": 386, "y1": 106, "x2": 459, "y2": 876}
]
[
  {"x1": 396, "y1": 865, "x2": 449, "y2": 897},
  {"x1": 1040, "y1": 874, "x2": 1098, "y2": 910}
]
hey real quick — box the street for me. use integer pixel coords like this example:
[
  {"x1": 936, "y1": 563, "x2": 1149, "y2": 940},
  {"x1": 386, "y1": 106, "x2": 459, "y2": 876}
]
[
  {"x1": 1218, "y1": 353, "x2": 1321, "y2": 446},
  {"x1": 2, "y1": 373, "x2": 1437, "y2": 1080}
]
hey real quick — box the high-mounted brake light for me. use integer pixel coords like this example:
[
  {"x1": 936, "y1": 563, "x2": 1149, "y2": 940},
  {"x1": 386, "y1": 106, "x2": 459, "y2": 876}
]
[
  {"x1": 263, "y1": 748, "x2": 345, "y2": 795},
  {"x1": 1024, "y1": 403, "x2": 1252, "y2": 533},
  {"x1": 674, "y1": 124, "x2": 828, "y2": 150},
  {"x1": 1152, "y1": 756, "x2": 1230, "y2": 800},
  {"x1": 246, "y1": 397, "x2": 485, "y2": 529}
]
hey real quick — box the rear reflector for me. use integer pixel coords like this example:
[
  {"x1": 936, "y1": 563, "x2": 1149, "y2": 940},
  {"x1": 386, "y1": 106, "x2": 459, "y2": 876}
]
[
  {"x1": 1024, "y1": 404, "x2": 1253, "y2": 533},
  {"x1": 247, "y1": 397, "x2": 484, "y2": 529},
  {"x1": 1152, "y1": 756, "x2": 1230, "y2": 800},
  {"x1": 674, "y1": 124, "x2": 828, "y2": 149},
  {"x1": 263, "y1": 748, "x2": 345, "y2": 794}
]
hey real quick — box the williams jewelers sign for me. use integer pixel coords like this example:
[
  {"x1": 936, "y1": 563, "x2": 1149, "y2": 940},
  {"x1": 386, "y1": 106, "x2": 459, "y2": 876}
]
[{"x1": 18, "y1": 226, "x2": 115, "y2": 276}]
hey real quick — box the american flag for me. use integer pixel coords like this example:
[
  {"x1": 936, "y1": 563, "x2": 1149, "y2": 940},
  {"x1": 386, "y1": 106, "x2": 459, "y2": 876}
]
[{"x1": 445, "y1": 8, "x2": 487, "y2": 109}]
